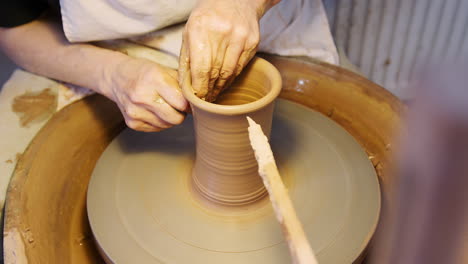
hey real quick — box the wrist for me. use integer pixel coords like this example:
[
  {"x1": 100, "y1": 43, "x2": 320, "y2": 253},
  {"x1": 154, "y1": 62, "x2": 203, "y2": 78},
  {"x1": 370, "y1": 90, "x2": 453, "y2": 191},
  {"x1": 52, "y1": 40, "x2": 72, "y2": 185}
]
[
  {"x1": 253, "y1": 0, "x2": 280, "y2": 18},
  {"x1": 97, "y1": 50, "x2": 131, "y2": 100}
]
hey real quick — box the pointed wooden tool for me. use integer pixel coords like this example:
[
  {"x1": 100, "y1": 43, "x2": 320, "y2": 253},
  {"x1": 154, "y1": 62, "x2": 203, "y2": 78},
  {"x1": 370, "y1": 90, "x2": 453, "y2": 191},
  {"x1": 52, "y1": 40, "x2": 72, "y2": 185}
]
[{"x1": 247, "y1": 116, "x2": 319, "y2": 264}]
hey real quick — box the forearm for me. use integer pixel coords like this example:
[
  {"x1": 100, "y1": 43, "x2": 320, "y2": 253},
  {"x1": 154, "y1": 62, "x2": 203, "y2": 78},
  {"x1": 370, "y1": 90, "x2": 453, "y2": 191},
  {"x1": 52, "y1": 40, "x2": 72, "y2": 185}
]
[{"x1": 0, "y1": 15, "x2": 127, "y2": 98}]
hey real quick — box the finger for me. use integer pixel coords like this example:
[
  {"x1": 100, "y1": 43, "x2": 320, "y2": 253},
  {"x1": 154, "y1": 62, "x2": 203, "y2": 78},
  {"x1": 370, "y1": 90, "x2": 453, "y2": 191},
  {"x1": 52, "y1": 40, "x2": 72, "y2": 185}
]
[
  {"x1": 167, "y1": 68, "x2": 178, "y2": 80},
  {"x1": 157, "y1": 69, "x2": 189, "y2": 112},
  {"x1": 205, "y1": 35, "x2": 228, "y2": 101},
  {"x1": 141, "y1": 95, "x2": 186, "y2": 126},
  {"x1": 188, "y1": 33, "x2": 212, "y2": 99},
  {"x1": 123, "y1": 114, "x2": 163, "y2": 132},
  {"x1": 213, "y1": 41, "x2": 244, "y2": 95},
  {"x1": 123, "y1": 104, "x2": 171, "y2": 129},
  {"x1": 130, "y1": 121, "x2": 163, "y2": 132},
  {"x1": 235, "y1": 48, "x2": 256, "y2": 77},
  {"x1": 178, "y1": 34, "x2": 193, "y2": 114},
  {"x1": 130, "y1": 105, "x2": 174, "y2": 129},
  {"x1": 234, "y1": 31, "x2": 259, "y2": 77},
  {"x1": 178, "y1": 33, "x2": 190, "y2": 87},
  {"x1": 213, "y1": 49, "x2": 255, "y2": 101}
]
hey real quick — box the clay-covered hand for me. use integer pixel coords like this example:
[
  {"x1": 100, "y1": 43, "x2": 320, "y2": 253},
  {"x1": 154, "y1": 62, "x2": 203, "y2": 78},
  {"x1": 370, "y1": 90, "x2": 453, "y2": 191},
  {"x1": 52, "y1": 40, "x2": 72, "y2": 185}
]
[
  {"x1": 103, "y1": 57, "x2": 188, "y2": 132},
  {"x1": 179, "y1": 0, "x2": 280, "y2": 102}
]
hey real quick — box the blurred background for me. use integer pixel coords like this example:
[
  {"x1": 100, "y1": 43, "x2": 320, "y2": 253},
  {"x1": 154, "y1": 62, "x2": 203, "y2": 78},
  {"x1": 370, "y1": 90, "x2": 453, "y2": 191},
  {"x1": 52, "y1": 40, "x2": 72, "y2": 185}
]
[{"x1": 323, "y1": 0, "x2": 468, "y2": 99}]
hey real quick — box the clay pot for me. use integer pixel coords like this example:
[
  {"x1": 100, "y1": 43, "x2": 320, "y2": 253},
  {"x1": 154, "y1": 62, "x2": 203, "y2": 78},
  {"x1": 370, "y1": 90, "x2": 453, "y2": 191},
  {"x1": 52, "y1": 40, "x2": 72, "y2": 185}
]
[
  {"x1": 3, "y1": 55, "x2": 406, "y2": 263},
  {"x1": 181, "y1": 57, "x2": 282, "y2": 206}
]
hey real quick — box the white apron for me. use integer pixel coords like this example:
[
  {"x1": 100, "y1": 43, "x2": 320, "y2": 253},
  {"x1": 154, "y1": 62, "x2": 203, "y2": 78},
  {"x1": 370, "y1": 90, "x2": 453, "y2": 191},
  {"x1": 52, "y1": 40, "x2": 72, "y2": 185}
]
[{"x1": 59, "y1": 0, "x2": 338, "y2": 65}]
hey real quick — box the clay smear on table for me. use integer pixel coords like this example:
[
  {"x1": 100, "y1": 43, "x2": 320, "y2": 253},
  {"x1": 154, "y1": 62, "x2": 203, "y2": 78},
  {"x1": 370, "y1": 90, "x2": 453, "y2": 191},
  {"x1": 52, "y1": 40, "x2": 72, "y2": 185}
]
[
  {"x1": 182, "y1": 57, "x2": 282, "y2": 208},
  {"x1": 11, "y1": 88, "x2": 57, "y2": 127}
]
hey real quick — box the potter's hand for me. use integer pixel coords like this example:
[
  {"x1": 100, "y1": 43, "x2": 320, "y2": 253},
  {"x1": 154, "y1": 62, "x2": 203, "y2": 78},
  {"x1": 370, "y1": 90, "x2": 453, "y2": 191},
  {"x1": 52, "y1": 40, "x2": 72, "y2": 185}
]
[
  {"x1": 179, "y1": 0, "x2": 280, "y2": 102},
  {"x1": 106, "y1": 57, "x2": 188, "y2": 132},
  {"x1": 0, "y1": 16, "x2": 186, "y2": 133}
]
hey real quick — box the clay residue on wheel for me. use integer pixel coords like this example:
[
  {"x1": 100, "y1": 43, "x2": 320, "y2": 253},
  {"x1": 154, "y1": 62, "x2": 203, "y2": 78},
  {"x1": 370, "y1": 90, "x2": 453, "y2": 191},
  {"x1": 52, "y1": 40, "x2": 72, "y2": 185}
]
[
  {"x1": 4, "y1": 228, "x2": 28, "y2": 264},
  {"x1": 16, "y1": 152, "x2": 23, "y2": 162},
  {"x1": 12, "y1": 88, "x2": 57, "y2": 127}
]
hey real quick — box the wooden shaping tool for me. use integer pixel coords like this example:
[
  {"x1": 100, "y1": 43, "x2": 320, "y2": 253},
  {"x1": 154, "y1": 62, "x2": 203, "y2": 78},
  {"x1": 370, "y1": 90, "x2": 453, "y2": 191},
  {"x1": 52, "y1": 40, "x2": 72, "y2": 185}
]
[{"x1": 247, "y1": 116, "x2": 319, "y2": 264}]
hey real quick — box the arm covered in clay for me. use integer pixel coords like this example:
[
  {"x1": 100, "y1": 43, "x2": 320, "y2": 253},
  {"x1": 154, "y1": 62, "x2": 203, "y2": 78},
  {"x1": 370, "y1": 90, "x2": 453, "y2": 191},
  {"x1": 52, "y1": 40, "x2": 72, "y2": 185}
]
[
  {"x1": 179, "y1": 0, "x2": 281, "y2": 102},
  {"x1": 0, "y1": 14, "x2": 187, "y2": 132}
]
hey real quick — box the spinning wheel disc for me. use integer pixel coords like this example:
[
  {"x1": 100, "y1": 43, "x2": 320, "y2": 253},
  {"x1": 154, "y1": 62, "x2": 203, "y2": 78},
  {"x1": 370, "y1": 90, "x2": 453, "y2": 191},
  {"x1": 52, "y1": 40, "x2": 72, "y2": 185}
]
[{"x1": 87, "y1": 99, "x2": 380, "y2": 263}]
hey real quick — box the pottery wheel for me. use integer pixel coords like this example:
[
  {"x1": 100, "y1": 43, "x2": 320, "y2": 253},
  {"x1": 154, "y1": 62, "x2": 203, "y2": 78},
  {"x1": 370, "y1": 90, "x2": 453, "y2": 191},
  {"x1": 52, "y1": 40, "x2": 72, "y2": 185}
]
[{"x1": 87, "y1": 99, "x2": 380, "y2": 264}]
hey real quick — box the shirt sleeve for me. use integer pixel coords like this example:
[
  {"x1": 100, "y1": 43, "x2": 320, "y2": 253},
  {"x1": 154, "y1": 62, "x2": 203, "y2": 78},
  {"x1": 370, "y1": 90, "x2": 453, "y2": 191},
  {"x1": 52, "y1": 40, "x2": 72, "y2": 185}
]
[{"x1": 0, "y1": 1, "x2": 48, "y2": 27}]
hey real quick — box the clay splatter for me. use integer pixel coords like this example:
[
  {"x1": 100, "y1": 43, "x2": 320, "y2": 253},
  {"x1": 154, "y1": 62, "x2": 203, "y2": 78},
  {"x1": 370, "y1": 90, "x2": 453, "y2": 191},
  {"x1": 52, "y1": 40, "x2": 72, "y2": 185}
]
[
  {"x1": 11, "y1": 88, "x2": 57, "y2": 127},
  {"x1": 5, "y1": 159, "x2": 13, "y2": 164},
  {"x1": 16, "y1": 152, "x2": 23, "y2": 162}
]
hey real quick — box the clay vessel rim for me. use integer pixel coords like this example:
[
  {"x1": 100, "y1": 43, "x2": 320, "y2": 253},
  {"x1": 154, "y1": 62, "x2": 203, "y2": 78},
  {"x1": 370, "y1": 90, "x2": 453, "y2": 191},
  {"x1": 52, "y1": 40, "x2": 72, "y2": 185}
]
[{"x1": 182, "y1": 57, "x2": 282, "y2": 115}]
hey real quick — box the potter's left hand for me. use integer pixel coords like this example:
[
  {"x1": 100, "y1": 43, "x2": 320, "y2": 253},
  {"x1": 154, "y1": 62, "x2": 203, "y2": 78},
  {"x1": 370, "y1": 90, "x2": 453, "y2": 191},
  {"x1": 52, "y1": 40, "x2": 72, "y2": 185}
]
[{"x1": 179, "y1": 0, "x2": 280, "y2": 102}]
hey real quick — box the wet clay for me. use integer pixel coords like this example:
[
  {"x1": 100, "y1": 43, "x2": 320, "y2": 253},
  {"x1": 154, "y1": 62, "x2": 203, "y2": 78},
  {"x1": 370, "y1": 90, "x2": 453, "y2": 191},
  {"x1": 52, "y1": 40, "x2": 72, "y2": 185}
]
[
  {"x1": 4, "y1": 56, "x2": 406, "y2": 264},
  {"x1": 87, "y1": 100, "x2": 380, "y2": 264},
  {"x1": 181, "y1": 58, "x2": 282, "y2": 206},
  {"x1": 87, "y1": 57, "x2": 380, "y2": 264},
  {"x1": 11, "y1": 88, "x2": 57, "y2": 127}
]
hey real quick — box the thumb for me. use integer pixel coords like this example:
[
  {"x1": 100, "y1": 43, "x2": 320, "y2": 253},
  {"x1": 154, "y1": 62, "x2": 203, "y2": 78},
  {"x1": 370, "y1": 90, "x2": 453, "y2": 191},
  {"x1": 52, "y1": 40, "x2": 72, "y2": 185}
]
[{"x1": 178, "y1": 35, "x2": 191, "y2": 90}]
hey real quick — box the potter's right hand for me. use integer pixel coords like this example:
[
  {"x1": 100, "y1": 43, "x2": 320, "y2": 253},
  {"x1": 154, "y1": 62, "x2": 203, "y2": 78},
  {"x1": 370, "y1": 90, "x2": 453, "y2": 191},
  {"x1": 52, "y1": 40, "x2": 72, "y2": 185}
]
[
  {"x1": 103, "y1": 57, "x2": 188, "y2": 132},
  {"x1": 179, "y1": 0, "x2": 280, "y2": 102}
]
